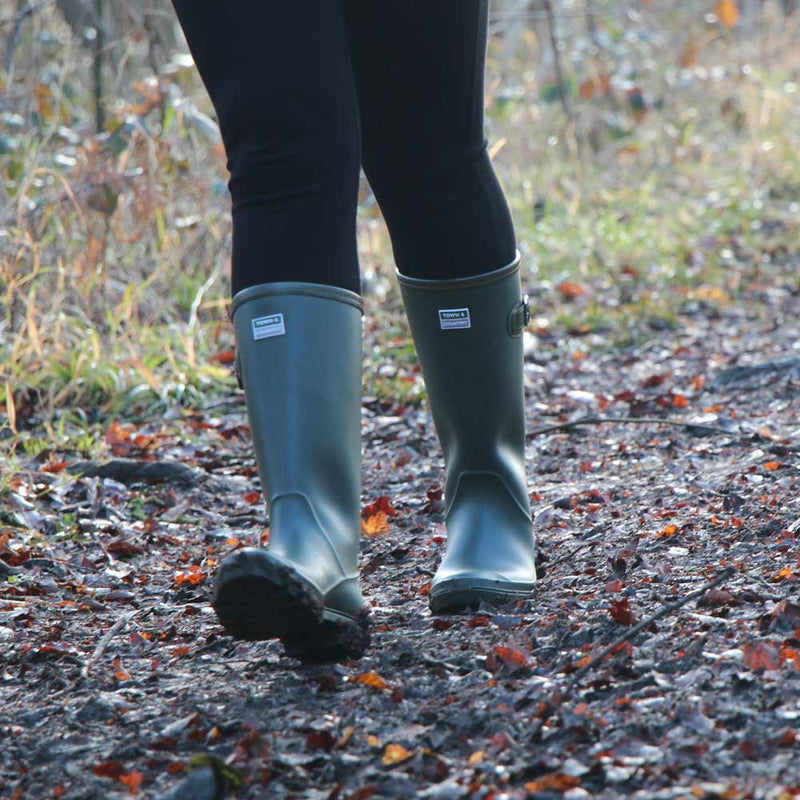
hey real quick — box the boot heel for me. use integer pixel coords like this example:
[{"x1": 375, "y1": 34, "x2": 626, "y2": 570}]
[{"x1": 214, "y1": 548, "x2": 370, "y2": 663}]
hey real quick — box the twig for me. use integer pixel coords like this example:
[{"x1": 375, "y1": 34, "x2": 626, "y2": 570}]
[
  {"x1": 528, "y1": 414, "x2": 738, "y2": 439},
  {"x1": 83, "y1": 610, "x2": 139, "y2": 677},
  {"x1": 541, "y1": 0, "x2": 581, "y2": 159},
  {"x1": 92, "y1": 0, "x2": 106, "y2": 132},
  {"x1": 569, "y1": 567, "x2": 735, "y2": 685},
  {"x1": 0, "y1": 0, "x2": 55, "y2": 28},
  {"x1": 529, "y1": 566, "x2": 736, "y2": 741}
]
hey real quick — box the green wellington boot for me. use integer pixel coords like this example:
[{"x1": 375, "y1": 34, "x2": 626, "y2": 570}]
[
  {"x1": 213, "y1": 282, "x2": 370, "y2": 663},
  {"x1": 398, "y1": 254, "x2": 537, "y2": 614}
]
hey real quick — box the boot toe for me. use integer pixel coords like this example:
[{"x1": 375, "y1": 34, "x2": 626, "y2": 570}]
[{"x1": 429, "y1": 570, "x2": 535, "y2": 614}]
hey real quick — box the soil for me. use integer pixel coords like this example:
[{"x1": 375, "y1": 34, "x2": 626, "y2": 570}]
[{"x1": 2, "y1": 278, "x2": 799, "y2": 800}]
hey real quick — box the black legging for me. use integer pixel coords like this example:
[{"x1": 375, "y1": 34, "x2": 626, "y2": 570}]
[{"x1": 170, "y1": 1, "x2": 517, "y2": 295}]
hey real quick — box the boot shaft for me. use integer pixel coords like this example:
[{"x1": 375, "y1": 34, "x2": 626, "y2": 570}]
[{"x1": 397, "y1": 255, "x2": 530, "y2": 518}]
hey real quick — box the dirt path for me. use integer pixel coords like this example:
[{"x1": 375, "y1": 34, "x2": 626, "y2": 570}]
[{"x1": 2, "y1": 282, "x2": 799, "y2": 799}]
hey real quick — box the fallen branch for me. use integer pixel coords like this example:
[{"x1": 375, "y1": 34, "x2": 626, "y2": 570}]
[
  {"x1": 83, "y1": 610, "x2": 139, "y2": 677},
  {"x1": 528, "y1": 414, "x2": 737, "y2": 438},
  {"x1": 69, "y1": 458, "x2": 204, "y2": 487},
  {"x1": 530, "y1": 566, "x2": 736, "y2": 741}
]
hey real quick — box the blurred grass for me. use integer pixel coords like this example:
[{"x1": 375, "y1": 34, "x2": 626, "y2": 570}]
[{"x1": 1, "y1": 0, "x2": 799, "y2": 465}]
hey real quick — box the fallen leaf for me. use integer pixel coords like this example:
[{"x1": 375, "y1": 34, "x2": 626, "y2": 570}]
[
  {"x1": 106, "y1": 421, "x2": 135, "y2": 457},
  {"x1": 106, "y1": 538, "x2": 144, "y2": 559},
  {"x1": 609, "y1": 598, "x2": 635, "y2": 626},
  {"x1": 557, "y1": 281, "x2": 587, "y2": 300},
  {"x1": 382, "y1": 743, "x2": 414, "y2": 766},
  {"x1": 362, "y1": 496, "x2": 397, "y2": 518},
  {"x1": 493, "y1": 643, "x2": 531, "y2": 671},
  {"x1": 743, "y1": 640, "x2": 780, "y2": 672},
  {"x1": 715, "y1": 0, "x2": 739, "y2": 29},
  {"x1": 93, "y1": 761, "x2": 126, "y2": 779},
  {"x1": 119, "y1": 770, "x2": 142, "y2": 795},
  {"x1": 355, "y1": 672, "x2": 390, "y2": 690},
  {"x1": 305, "y1": 730, "x2": 336, "y2": 751},
  {"x1": 113, "y1": 656, "x2": 131, "y2": 681},
  {"x1": 524, "y1": 774, "x2": 581, "y2": 793},
  {"x1": 361, "y1": 511, "x2": 389, "y2": 538}
]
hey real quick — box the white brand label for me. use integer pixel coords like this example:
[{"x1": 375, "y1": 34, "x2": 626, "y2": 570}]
[
  {"x1": 438, "y1": 308, "x2": 471, "y2": 330},
  {"x1": 252, "y1": 313, "x2": 285, "y2": 340}
]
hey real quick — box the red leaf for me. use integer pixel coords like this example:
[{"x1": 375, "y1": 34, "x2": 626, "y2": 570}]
[
  {"x1": 119, "y1": 770, "x2": 142, "y2": 795},
  {"x1": 493, "y1": 643, "x2": 531, "y2": 671},
  {"x1": 209, "y1": 348, "x2": 236, "y2": 365},
  {"x1": 305, "y1": 731, "x2": 336, "y2": 751},
  {"x1": 609, "y1": 598, "x2": 635, "y2": 626},
  {"x1": 362, "y1": 496, "x2": 397, "y2": 518},
  {"x1": 93, "y1": 762, "x2": 126, "y2": 779},
  {"x1": 557, "y1": 281, "x2": 587, "y2": 300},
  {"x1": 106, "y1": 538, "x2": 144, "y2": 558},
  {"x1": 743, "y1": 640, "x2": 781, "y2": 672},
  {"x1": 105, "y1": 421, "x2": 135, "y2": 457},
  {"x1": 423, "y1": 487, "x2": 445, "y2": 514},
  {"x1": 244, "y1": 491, "x2": 261, "y2": 505}
]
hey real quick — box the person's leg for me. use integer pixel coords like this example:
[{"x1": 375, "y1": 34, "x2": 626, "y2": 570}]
[
  {"x1": 345, "y1": 1, "x2": 536, "y2": 613},
  {"x1": 343, "y1": 0, "x2": 516, "y2": 280},
  {"x1": 170, "y1": 1, "x2": 369, "y2": 661},
  {"x1": 171, "y1": 0, "x2": 361, "y2": 293}
]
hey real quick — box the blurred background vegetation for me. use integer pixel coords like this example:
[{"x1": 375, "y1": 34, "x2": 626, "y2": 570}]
[{"x1": 1, "y1": 0, "x2": 799, "y2": 458}]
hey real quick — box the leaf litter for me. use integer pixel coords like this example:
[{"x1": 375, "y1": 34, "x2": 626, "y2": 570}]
[{"x1": 2, "y1": 266, "x2": 800, "y2": 799}]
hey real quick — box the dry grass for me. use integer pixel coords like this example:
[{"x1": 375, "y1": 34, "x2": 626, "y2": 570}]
[{"x1": 1, "y1": 0, "x2": 799, "y2": 468}]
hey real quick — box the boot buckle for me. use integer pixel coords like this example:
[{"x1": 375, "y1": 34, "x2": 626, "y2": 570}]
[{"x1": 507, "y1": 295, "x2": 531, "y2": 338}]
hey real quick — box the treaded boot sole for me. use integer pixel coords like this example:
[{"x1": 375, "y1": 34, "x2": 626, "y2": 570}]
[
  {"x1": 213, "y1": 549, "x2": 370, "y2": 664},
  {"x1": 430, "y1": 578, "x2": 534, "y2": 615}
]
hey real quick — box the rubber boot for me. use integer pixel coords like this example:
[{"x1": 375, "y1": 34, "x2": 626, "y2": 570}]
[
  {"x1": 213, "y1": 282, "x2": 370, "y2": 663},
  {"x1": 398, "y1": 254, "x2": 536, "y2": 613}
]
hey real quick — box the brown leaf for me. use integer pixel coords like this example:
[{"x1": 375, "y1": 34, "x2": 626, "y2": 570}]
[
  {"x1": 209, "y1": 348, "x2": 236, "y2": 365},
  {"x1": 106, "y1": 421, "x2": 135, "y2": 457},
  {"x1": 743, "y1": 640, "x2": 780, "y2": 672},
  {"x1": 557, "y1": 281, "x2": 587, "y2": 300},
  {"x1": 524, "y1": 774, "x2": 581, "y2": 793},
  {"x1": 106, "y1": 538, "x2": 144, "y2": 559},
  {"x1": 305, "y1": 730, "x2": 336, "y2": 751},
  {"x1": 609, "y1": 598, "x2": 635, "y2": 626},
  {"x1": 697, "y1": 588, "x2": 738, "y2": 607},
  {"x1": 93, "y1": 761, "x2": 126, "y2": 779}
]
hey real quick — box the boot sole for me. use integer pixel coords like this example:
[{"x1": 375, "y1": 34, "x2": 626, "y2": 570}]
[
  {"x1": 213, "y1": 550, "x2": 370, "y2": 664},
  {"x1": 430, "y1": 578, "x2": 534, "y2": 615}
]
